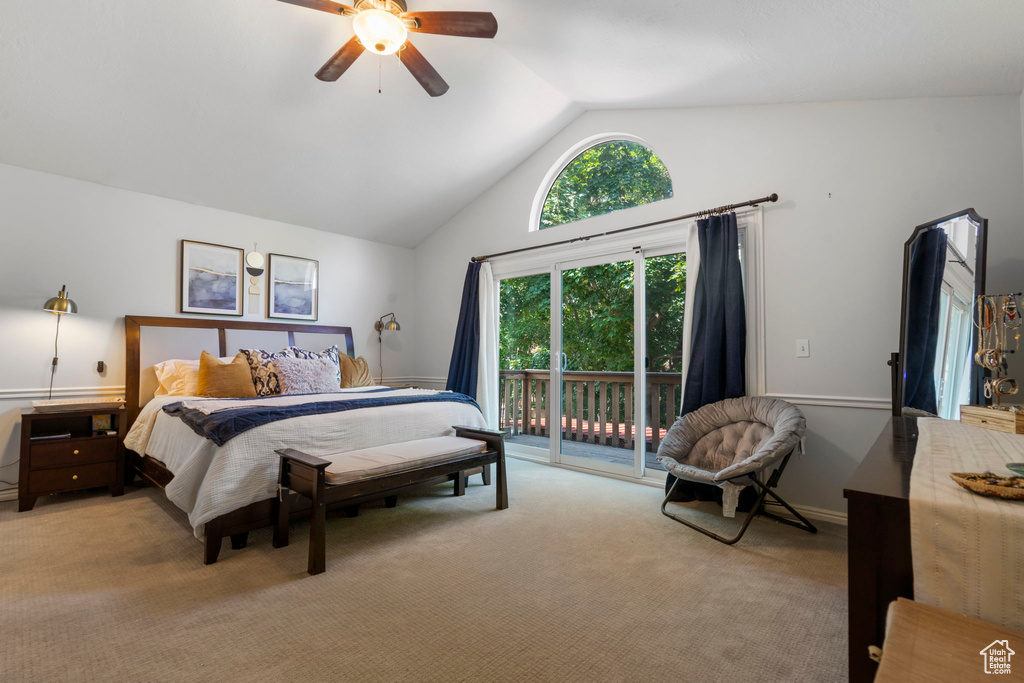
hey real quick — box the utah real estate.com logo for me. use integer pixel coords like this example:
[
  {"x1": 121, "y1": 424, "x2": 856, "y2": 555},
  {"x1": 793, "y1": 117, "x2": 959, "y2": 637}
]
[{"x1": 980, "y1": 640, "x2": 1014, "y2": 675}]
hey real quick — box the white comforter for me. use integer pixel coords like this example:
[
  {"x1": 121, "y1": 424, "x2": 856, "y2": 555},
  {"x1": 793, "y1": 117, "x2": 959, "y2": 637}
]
[{"x1": 125, "y1": 388, "x2": 486, "y2": 538}]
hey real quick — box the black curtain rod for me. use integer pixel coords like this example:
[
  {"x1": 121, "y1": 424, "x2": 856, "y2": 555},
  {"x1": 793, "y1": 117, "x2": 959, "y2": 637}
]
[{"x1": 471, "y1": 193, "x2": 778, "y2": 263}]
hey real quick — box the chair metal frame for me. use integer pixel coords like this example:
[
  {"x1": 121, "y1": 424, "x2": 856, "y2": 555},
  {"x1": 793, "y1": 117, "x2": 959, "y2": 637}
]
[{"x1": 660, "y1": 448, "x2": 817, "y2": 545}]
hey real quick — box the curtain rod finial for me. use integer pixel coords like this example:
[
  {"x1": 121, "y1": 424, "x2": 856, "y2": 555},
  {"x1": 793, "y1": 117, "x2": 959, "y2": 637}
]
[{"x1": 769, "y1": 193, "x2": 779, "y2": 202}]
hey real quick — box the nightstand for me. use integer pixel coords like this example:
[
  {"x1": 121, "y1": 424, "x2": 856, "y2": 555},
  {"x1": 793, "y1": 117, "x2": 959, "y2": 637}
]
[{"x1": 18, "y1": 407, "x2": 126, "y2": 512}]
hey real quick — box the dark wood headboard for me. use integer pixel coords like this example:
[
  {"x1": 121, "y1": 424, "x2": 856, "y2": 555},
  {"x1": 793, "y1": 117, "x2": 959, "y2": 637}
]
[{"x1": 124, "y1": 316, "x2": 355, "y2": 430}]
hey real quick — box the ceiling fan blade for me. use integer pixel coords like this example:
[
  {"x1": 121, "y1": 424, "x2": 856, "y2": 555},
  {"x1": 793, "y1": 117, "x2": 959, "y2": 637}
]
[
  {"x1": 277, "y1": 0, "x2": 356, "y2": 17},
  {"x1": 404, "y1": 12, "x2": 498, "y2": 39},
  {"x1": 399, "y1": 41, "x2": 449, "y2": 97},
  {"x1": 316, "y1": 36, "x2": 365, "y2": 81}
]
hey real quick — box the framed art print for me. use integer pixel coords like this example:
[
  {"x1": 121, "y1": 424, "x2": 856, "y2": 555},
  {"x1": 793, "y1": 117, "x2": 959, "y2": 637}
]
[
  {"x1": 180, "y1": 240, "x2": 244, "y2": 316},
  {"x1": 267, "y1": 253, "x2": 319, "y2": 321}
]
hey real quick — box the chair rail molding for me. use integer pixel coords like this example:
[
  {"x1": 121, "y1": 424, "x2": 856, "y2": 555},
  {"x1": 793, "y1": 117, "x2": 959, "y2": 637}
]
[
  {"x1": 405, "y1": 377, "x2": 890, "y2": 411},
  {"x1": 764, "y1": 393, "x2": 891, "y2": 411},
  {"x1": 383, "y1": 376, "x2": 448, "y2": 388},
  {"x1": 0, "y1": 385, "x2": 127, "y2": 401}
]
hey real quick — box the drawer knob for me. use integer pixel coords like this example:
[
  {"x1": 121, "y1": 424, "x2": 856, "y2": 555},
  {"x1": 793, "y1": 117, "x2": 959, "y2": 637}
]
[
  {"x1": 72, "y1": 474, "x2": 78, "y2": 480},
  {"x1": 73, "y1": 450, "x2": 80, "y2": 455}
]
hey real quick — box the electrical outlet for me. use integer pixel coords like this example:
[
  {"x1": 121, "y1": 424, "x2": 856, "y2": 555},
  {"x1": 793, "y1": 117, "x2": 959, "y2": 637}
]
[
  {"x1": 796, "y1": 339, "x2": 810, "y2": 358},
  {"x1": 97, "y1": 360, "x2": 106, "y2": 373}
]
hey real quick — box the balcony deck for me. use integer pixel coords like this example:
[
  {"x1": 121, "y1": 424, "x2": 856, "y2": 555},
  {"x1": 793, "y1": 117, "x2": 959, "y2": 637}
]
[
  {"x1": 506, "y1": 433, "x2": 667, "y2": 471},
  {"x1": 500, "y1": 368, "x2": 680, "y2": 474}
]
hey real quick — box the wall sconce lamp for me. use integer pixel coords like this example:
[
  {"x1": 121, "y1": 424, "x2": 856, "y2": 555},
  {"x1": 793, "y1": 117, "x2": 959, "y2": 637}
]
[
  {"x1": 43, "y1": 285, "x2": 78, "y2": 400},
  {"x1": 374, "y1": 313, "x2": 400, "y2": 383}
]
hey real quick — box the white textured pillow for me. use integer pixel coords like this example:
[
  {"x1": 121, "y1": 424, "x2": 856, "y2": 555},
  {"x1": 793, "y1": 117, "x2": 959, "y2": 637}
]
[
  {"x1": 288, "y1": 345, "x2": 342, "y2": 385},
  {"x1": 153, "y1": 356, "x2": 234, "y2": 396},
  {"x1": 273, "y1": 356, "x2": 344, "y2": 395}
]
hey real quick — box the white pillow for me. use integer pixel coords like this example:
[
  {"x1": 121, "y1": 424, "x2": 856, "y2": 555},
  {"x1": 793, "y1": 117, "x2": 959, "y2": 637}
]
[
  {"x1": 152, "y1": 356, "x2": 234, "y2": 396},
  {"x1": 274, "y1": 356, "x2": 344, "y2": 395},
  {"x1": 288, "y1": 346, "x2": 342, "y2": 385}
]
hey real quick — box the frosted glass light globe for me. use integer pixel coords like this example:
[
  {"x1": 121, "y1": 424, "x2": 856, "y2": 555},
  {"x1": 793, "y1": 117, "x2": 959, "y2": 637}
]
[{"x1": 353, "y1": 9, "x2": 408, "y2": 56}]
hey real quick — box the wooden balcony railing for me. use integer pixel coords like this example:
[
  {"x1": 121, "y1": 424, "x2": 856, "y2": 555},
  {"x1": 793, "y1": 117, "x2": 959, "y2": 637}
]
[{"x1": 498, "y1": 370, "x2": 682, "y2": 452}]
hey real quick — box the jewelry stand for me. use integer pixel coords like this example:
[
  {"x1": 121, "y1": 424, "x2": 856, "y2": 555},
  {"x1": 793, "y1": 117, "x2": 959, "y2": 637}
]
[{"x1": 960, "y1": 292, "x2": 1024, "y2": 433}]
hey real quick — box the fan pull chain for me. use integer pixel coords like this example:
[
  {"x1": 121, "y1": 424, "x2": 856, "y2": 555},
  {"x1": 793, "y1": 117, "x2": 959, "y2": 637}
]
[{"x1": 379, "y1": 54, "x2": 383, "y2": 94}]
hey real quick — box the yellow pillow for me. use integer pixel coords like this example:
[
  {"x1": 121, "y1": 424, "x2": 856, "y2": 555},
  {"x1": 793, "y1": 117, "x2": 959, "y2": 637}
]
[
  {"x1": 339, "y1": 354, "x2": 375, "y2": 388},
  {"x1": 153, "y1": 356, "x2": 233, "y2": 396},
  {"x1": 198, "y1": 351, "x2": 258, "y2": 398}
]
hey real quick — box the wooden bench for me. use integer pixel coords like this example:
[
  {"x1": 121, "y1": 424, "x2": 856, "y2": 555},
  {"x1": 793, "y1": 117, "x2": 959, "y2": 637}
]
[
  {"x1": 272, "y1": 426, "x2": 508, "y2": 575},
  {"x1": 875, "y1": 598, "x2": 1024, "y2": 681}
]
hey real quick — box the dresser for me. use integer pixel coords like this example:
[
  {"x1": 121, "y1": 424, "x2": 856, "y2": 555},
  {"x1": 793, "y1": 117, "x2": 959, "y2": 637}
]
[
  {"x1": 843, "y1": 417, "x2": 918, "y2": 683},
  {"x1": 18, "y1": 407, "x2": 126, "y2": 511}
]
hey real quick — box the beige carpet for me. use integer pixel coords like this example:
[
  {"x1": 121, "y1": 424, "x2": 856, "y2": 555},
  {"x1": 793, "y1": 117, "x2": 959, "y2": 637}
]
[{"x1": 0, "y1": 458, "x2": 847, "y2": 682}]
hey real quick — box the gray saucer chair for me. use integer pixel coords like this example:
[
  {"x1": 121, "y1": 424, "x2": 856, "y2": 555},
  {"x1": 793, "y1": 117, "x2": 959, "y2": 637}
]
[{"x1": 656, "y1": 396, "x2": 816, "y2": 545}]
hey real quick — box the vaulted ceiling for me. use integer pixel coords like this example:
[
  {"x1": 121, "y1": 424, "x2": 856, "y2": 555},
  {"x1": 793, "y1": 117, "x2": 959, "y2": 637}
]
[{"x1": 3, "y1": 0, "x2": 1024, "y2": 247}]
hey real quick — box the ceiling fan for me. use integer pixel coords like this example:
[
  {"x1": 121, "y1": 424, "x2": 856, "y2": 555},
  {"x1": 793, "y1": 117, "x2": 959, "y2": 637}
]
[{"x1": 278, "y1": 0, "x2": 498, "y2": 97}]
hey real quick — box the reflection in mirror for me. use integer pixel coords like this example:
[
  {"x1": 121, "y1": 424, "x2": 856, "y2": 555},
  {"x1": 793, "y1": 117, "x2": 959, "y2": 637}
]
[{"x1": 896, "y1": 210, "x2": 988, "y2": 419}]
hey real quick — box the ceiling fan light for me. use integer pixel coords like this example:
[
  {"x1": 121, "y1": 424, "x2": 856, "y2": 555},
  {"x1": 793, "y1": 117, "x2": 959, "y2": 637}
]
[{"x1": 353, "y1": 9, "x2": 408, "y2": 56}]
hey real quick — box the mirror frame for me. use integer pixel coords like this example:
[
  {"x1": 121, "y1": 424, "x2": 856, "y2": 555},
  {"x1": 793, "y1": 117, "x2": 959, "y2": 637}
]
[{"x1": 892, "y1": 208, "x2": 988, "y2": 416}]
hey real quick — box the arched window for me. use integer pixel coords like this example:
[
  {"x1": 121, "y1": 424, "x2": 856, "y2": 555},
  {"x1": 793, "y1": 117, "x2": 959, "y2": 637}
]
[{"x1": 534, "y1": 136, "x2": 673, "y2": 230}]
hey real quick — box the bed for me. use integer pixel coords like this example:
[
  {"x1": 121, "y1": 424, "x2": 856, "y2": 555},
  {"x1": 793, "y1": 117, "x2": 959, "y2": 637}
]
[{"x1": 122, "y1": 316, "x2": 486, "y2": 564}]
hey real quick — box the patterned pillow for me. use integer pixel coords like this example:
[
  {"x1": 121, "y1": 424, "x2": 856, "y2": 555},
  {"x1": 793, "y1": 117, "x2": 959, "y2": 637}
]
[
  {"x1": 288, "y1": 346, "x2": 342, "y2": 385},
  {"x1": 239, "y1": 347, "x2": 296, "y2": 396},
  {"x1": 274, "y1": 356, "x2": 343, "y2": 395}
]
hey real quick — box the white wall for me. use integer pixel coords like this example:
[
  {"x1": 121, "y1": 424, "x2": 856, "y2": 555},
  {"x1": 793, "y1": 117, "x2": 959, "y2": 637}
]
[
  {"x1": 413, "y1": 95, "x2": 1024, "y2": 515},
  {"x1": 1017, "y1": 87, "x2": 1024, "y2": 382},
  {"x1": 0, "y1": 163, "x2": 416, "y2": 494}
]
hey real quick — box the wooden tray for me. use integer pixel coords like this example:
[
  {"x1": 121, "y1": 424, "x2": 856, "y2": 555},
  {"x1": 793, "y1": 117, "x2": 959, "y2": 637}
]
[
  {"x1": 959, "y1": 404, "x2": 1024, "y2": 434},
  {"x1": 950, "y1": 472, "x2": 1024, "y2": 500}
]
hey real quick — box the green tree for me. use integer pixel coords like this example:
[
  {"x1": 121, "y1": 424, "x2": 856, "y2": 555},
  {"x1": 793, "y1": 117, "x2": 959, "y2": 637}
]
[
  {"x1": 540, "y1": 140, "x2": 673, "y2": 229},
  {"x1": 499, "y1": 273, "x2": 551, "y2": 371},
  {"x1": 501, "y1": 140, "x2": 684, "y2": 435},
  {"x1": 499, "y1": 254, "x2": 686, "y2": 375},
  {"x1": 645, "y1": 254, "x2": 687, "y2": 373}
]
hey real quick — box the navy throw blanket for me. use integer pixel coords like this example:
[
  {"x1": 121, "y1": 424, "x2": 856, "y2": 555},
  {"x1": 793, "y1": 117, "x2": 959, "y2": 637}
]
[{"x1": 164, "y1": 389, "x2": 481, "y2": 446}]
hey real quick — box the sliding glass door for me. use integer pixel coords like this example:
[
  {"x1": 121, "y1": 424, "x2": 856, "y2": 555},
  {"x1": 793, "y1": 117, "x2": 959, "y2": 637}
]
[
  {"x1": 498, "y1": 271, "x2": 551, "y2": 452},
  {"x1": 556, "y1": 253, "x2": 638, "y2": 477},
  {"x1": 643, "y1": 252, "x2": 686, "y2": 473},
  {"x1": 495, "y1": 245, "x2": 687, "y2": 480}
]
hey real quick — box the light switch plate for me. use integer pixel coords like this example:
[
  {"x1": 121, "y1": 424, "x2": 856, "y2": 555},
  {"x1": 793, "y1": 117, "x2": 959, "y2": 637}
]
[{"x1": 796, "y1": 339, "x2": 810, "y2": 358}]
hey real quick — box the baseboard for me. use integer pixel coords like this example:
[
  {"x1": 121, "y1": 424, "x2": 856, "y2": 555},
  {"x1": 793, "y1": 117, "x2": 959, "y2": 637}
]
[
  {"x1": 769, "y1": 502, "x2": 847, "y2": 526},
  {"x1": 507, "y1": 453, "x2": 848, "y2": 526},
  {"x1": 0, "y1": 488, "x2": 18, "y2": 503}
]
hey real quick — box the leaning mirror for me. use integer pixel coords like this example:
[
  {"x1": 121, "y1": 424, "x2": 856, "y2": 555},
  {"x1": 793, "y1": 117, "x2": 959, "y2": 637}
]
[{"x1": 893, "y1": 209, "x2": 988, "y2": 418}]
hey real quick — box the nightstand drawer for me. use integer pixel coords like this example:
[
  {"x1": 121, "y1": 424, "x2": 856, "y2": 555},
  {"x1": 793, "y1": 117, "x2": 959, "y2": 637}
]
[
  {"x1": 28, "y1": 461, "x2": 117, "y2": 495},
  {"x1": 31, "y1": 438, "x2": 116, "y2": 469}
]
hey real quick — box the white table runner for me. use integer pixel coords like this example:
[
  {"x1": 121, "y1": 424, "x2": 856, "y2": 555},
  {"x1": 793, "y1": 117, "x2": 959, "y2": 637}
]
[{"x1": 910, "y1": 418, "x2": 1024, "y2": 630}]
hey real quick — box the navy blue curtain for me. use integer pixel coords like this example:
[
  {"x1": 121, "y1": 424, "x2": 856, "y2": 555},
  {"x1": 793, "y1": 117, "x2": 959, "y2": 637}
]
[
  {"x1": 446, "y1": 262, "x2": 482, "y2": 397},
  {"x1": 903, "y1": 228, "x2": 947, "y2": 415},
  {"x1": 666, "y1": 212, "x2": 747, "y2": 501}
]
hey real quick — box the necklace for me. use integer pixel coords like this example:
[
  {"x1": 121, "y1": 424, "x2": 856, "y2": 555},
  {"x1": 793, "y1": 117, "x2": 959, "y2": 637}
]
[{"x1": 1004, "y1": 294, "x2": 1022, "y2": 351}]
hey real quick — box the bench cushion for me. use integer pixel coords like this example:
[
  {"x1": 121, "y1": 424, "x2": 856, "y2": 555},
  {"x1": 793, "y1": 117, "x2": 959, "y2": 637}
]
[{"x1": 322, "y1": 436, "x2": 488, "y2": 485}]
